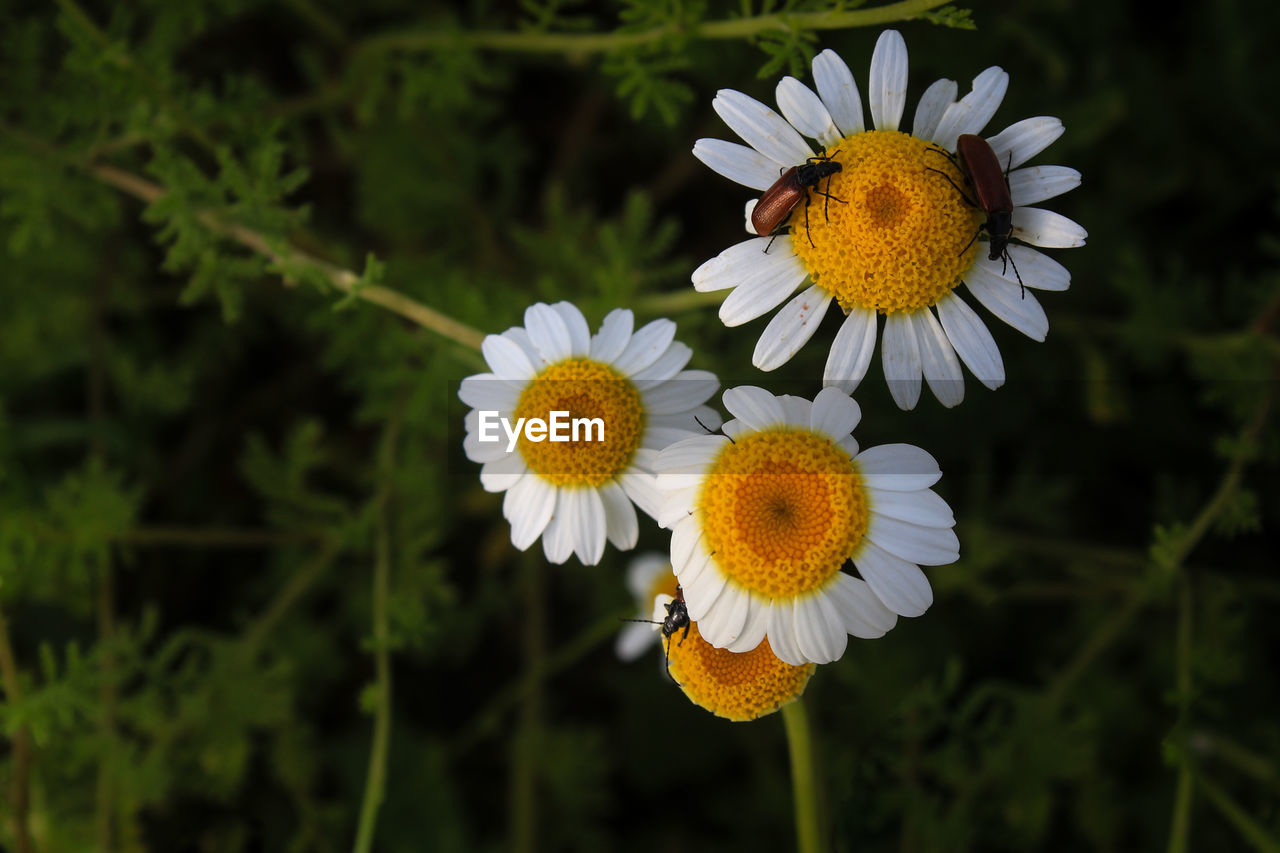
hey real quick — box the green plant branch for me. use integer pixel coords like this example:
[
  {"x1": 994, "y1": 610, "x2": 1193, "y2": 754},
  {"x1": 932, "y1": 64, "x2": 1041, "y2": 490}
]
[
  {"x1": 86, "y1": 163, "x2": 487, "y2": 352},
  {"x1": 782, "y1": 698, "x2": 823, "y2": 853},
  {"x1": 1191, "y1": 731, "x2": 1280, "y2": 791},
  {"x1": 1195, "y1": 772, "x2": 1280, "y2": 852},
  {"x1": 356, "y1": 0, "x2": 953, "y2": 56},
  {"x1": 0, "y1": 605, "x2": 34, "y2": 853},
  {"x1": 352, "y1": 417, "x2": 401, "y2": 853},
  {"x1": 510, "y1": 550, "x2": 546, "y2": 853},
  {"x1": 1166, "y1": 576, "x2": 1194, "y2": 853},
  {"x1": 240, "y1": 539, "x2": 342, "y2": 655}
]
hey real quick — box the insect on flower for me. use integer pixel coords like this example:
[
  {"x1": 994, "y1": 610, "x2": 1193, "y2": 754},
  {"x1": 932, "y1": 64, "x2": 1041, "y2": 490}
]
[
  {"x1": 927, "y1": 134, "x2": 1025, "y2": 295},
  {"x1": 751, "y1": 150, "x2": 845, "y2": 251},
  {"x1": 621, "y1": 587, "x2": 691, "y2": 683}
]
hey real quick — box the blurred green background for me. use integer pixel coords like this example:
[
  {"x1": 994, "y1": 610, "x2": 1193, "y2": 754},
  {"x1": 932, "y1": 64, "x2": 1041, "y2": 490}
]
[{"x1": 2, "y1": 0, "x2": 1278, "y2": 850}]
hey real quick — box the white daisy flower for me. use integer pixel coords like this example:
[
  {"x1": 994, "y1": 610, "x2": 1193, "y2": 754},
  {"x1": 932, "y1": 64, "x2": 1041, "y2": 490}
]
[
  {"x1": 692, "y1": 29, "x2": 1087, "y2": 410},
  {"x1": 615, "y1": 552, "x2": 678, "y2": 662},
  {"x1": 654, "y1": 386, "x2": 959, "y2": 666},
  {"x1": 459, "y1": 302, "x2": 720, "y2": 565}
]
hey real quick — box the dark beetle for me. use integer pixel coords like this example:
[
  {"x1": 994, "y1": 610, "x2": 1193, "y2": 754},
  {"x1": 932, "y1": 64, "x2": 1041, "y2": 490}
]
[
  {"x1": 752, "y1": 151, "x2": 844, "y2": 250},
  {"x1": 927, "y1": 134, "x2": 1025, "y2": 294},
  {"x1": 621, "y1": 586, "x2": 691, "y2": 684}
]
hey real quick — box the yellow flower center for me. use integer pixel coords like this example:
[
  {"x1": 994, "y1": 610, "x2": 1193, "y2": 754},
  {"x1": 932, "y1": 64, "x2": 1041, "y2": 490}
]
[
  {"x1": 790, "y1": 130, "x2": 984, "y2": 315},
  {"x1": 667, "y1": 620, "x2": 814, "y2": 721},
  {"x1": 513, "y1": 358, "x2": 644, "y2": 487},
  {"x1": 699, "y1": 430, "x2": 868, "y2": 598}
]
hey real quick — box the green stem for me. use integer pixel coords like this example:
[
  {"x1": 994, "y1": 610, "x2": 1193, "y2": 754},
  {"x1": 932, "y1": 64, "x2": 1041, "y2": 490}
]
[
  {"x1": 1196, "y1": 773, "x2": 1280, "y2": 853},
  {"x1": 510, "y1": 552, "x2": 546, "y2": 853},
  {"x1": 352, "y1": 421, "x2": 400, "y2": 853},
  {"x1": 358, "y1": 0, "x2": 952, "y2": 56},
  {"x1": 782, "y1": 698, "x2": 822, "y2": 853},
  {"x1": 634, "y1": 288, "x2": 725, "y2": 317},
  {"x1": 241, "y1": 539, "x2": 342, "y2": 654},
  {"x1": 1166, "y1": 577, "x2": 1194, "y2": 853}
]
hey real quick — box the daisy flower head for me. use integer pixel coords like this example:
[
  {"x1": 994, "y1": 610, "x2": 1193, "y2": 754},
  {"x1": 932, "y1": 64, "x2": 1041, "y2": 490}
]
[
  {"x1": 692, "y1": 30, "x2": 1087, "y2": 410},
  {"x1": 656, "y1": 591, "x2": 816, "y2": 722},
  {"x1": 655, "y1": 386, "x2": 959, "y2": 666},
  {"x1": 459, "y1": 302, "x2": 720, "y2": 565},
  {"x1": 615, "y1": 552, "x2": 679, "y2": 662}
]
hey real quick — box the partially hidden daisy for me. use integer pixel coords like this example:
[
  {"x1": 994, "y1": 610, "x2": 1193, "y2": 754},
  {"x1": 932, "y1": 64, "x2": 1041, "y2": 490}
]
[
  {"x1": 651, "y1": 592, "x2": 816, "y2": 722},
  {"x1": 460, "y1": 302, "x2": 720, "y2": 565},
  {"x1": 655, "y1": 386, "x2": 958, "y2": 665},
  {"x1": 615, "y1": 552, "x2": 678, "y2": 662},
  {"x1": 692, "y1": 29, "x2": 1087, "y2": 409}
]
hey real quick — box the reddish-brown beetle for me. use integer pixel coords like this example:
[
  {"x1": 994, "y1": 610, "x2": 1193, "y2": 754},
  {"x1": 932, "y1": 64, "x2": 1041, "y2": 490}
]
[
  {"x1": 752, "y1": 151, "x2": 844, "y2": 251},
  {"x1": 927, "y1": 134, "x2": 1025, "y2": 293}
]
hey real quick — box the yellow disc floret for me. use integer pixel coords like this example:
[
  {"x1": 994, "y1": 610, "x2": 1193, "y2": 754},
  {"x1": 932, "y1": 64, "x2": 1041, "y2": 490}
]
[
  {"x1": 791, "y1": 130, "x2": 984, "y2": 315},
  {"x1": 667, "y1": 620, "x2": 815, "y2": 721},
  {"x1": 699, "y1": 430, "x2": 869, "y2": 598},
  {"x1": 514, "y1": 359, "x2": 644, "y2": 487}
]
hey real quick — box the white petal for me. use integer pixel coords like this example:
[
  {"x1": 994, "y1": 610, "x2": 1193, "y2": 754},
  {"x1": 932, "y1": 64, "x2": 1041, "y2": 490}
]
[
  {"x1": 458, "y1": 374, "x2": 521, "y2": 413},
  {"x1": 776, "y1": 77, "x2": 842, "y2": 149},
  {"x1": 677, "y1": 542, "x2": 713, "y2": 591},
  {"x1": 866, "y1": 514, "x2": 960, "y2": 566},
  {"x1": 479, "y1": 453, "x2": 528, "y2": 493},
  {"x1": 590, "y1": 308, "x2": 634, "y2": 362},
  {"x1": 986, "y1": 117, "x2": 1064, "y2": 170},
  {"x1": 625, "y1": 552, "x2": 670, "y2": 600},
  {"x1": 965, "y1": 265, "x2": 1049, "y2": 341},
  {"x1": 809, "y1": 386, "x2": 861, "y2": 440},
  {"x1": 619, "y1": 468, "x2": 663, "y2": 520},
  {"x1": 930, "y1": 66, "x2": 1008, "y2": 149},
  {"x1": 766, "y1": 602, "x2": 806, "y2": 666},
  {"x1": 631, "y1": 341, "x2": 692, "y2": 384},
  {"x1": 813, "y1": 49, "x2": 864, "y2": 136},
  {"x1": 869, "y1": 30, "x2": 908, "y2": 132},
  {"x1": 504, "y1": 476, "x2": 557, "y2": 550},
  {"x1": 670, "y1": 515, "x2": 705, "y2": 574},
  {"x1": 1012, "y1": 207, "x2": 1088, "y2": 249},
  {"x1": 713, "y1": 89, "x2": 815, "y2": 166},
  {"x1": 717, "y1": 255, "x2": 809, "y2": 326},
  {"x1": 827, "y1": 574, "x2": 897, "y2": 638},
  {"x1": 935, "y1": 292, "x2": 1005, "y2": 390},
  {"x1": 693, "y1": 138, "x2": 784, "y2": 191},
  {"x1": 612, "y1": 318, "x2": 677, "y2": 375},
  {"x1": 463, "y1": 424, "x2": 509, "y2": 463},
  {"x1": 550, "y1": 302, "x2": 591, "y2": 357},
  {"x1": 853, "y1": 541, "x2": 934, "y2": 618},
  {"x1": 752, "y1": 284, "x2": 832, "y2": 371},
  {"x1": 616, "y1": 622, "x2": 658, "y2": 662},
  {"x1": 524, "y1": 303, "x2": 572, "y2": 363},
  {"x1": 693, "y1": 236, "x2": 803, "y2": 294},
  {"x1": 640, "y1": 371, "x2": 720, "y2": 416},
  {"x1": 599, "y1": 480, "x2": 639, "y2": 551},
  {"x1": 882, "y1": 311, "x2": 923, "y2": 410},
  {"x1": 481, "y1": 334, "x2": 536, "y2": 380},
  {"x1": 823, "y1": 305, "x2": 879, "y2": 393},
  {"x1": 656, "y1": 485, "x2": 700, "y2": 528},
  {"x1": 793, "y1": 595, "x2": 846, "y2": 664},
  {"x1": 655, "y1": 435, "x2": 723, "y2": 472},
  {"x1": 722, "y1": 385, "x2": 786, "y2": 430},
  {"x1": 868, "y1": 487, "x2": 954, "y2": 528},
  {"x1": 683, "y1": 558, "x2": 727, "y2": 622},
  {"x1": 726, "y1": 598, "x2": 770, "y2": 653},
  {"x1": 1008, "y1": 165, "x2": 1081, "y2": 206},
  {"x1": 912, "y1": 77, "x2": 957, "y2": 142},
  {"x1": 702, "y1": 583, "x2": 751, "y2": 649},
  {"x1": 776, "y1": 394, "x2": 812, "y2": 428},
  {"x1": 500, "y1": 327, "x2": 543, "y2": 369},
  {"x1": 978, "y1": 245, "x2": 1071, "y2": 292},
  {"x1": 914, "y1": 309, "x2": 965, "y2": 408},
  {"x1": 541, "y1": 491, "x2": 576, "y2": 564},
  {"x1": 562, "y1": 488, "x2": 606, "y2": 565},
  {"x1": 855, "y1": 443, "x2": 941, "y2": 491}
]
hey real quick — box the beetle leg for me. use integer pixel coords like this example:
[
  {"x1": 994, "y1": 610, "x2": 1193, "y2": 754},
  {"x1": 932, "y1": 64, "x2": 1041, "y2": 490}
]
[{"x1": 925, "y1": 166, "x2": 978, "y2": 208}]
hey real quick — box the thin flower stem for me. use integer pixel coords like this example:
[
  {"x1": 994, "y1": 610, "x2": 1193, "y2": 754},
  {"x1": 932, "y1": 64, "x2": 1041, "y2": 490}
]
[
  {"x1": 0, "y1": 605, "x2": 34, "y2": 853},
  {"x1": 1166, "y1": 577, "x2": 1194, "y2": 853},
  {"x1": 635, "y1": 288, "x2": 725, "y2": 317},
  {"x1": 510, "y1": 551, "x2": 547, "y2": 853},
  {"x1": 1191, "y1": 731, "x2": 1280, "y2": 790},
  {"x1": 241, "y1": 539, "x2": 342, "y2": 655},
  {"x1": 1195, "y1": 773, "x2": 1280, "y2": 853},
  {"x1": 86, "y1": 163, "x2": 487, "y2": 353},
  {"x1": 352, "y1": 419, "x2": 401, "y2": 853},
  {"x1": 782, "y1": 698, "x2": 823, "y2": 853},
  {"x1": 357, "y1": 0, "x2": 952, "y2": 56}
]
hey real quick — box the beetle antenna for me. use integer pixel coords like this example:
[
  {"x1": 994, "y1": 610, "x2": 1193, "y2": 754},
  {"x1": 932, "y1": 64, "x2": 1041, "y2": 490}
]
[{"x1": 1004, "y1": 250, "x2": 1026, "y2": 298}]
